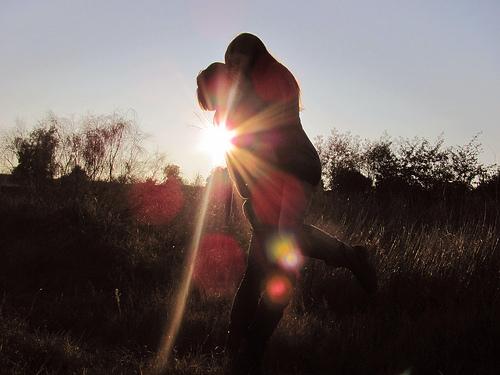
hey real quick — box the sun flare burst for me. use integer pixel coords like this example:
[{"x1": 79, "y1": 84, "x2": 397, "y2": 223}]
[{"x1": 200, "y1": 122, "x2": 235, "y2": 166}]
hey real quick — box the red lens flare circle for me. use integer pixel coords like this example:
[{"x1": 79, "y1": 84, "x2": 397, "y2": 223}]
[{"x1": 193, "y1": 233, "x2": 245, "y2": 297}]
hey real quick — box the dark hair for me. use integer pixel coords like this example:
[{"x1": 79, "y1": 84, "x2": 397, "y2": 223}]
[
  {"x1": 196, "y1": 62, "x2": 228, "y2": 111},
  {"x1": 225, "y1": 33, "x2": 300, "y2": 108}
]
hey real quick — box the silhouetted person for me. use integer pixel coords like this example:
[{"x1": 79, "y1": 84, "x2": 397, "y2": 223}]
[{"x1": 197, "y1": 34, "x2": 377, "y2": 375}]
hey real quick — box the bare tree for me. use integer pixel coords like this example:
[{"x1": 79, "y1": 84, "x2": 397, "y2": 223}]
[
  {"x1": 102, "y1": 116, "x2": 128, "y2": 181},
  {"x1": 79, "y1": 113, "x2": 137, "y2": 181},
  {"x1": 82, "y1": 118, "x2": 106, "y2": 180},
  {"x1": 0, "y1": 120, "x2": 27, "y2": 173}
]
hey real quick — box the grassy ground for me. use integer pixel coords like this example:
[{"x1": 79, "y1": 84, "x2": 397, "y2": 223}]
[{"x1": 0, "y1": 182, "x2": 499, "y2": 374}]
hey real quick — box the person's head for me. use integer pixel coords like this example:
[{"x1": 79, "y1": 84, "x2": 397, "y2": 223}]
[
  {"x1": 224, "y1": 33, "x2": 268, "y2": 76},
  {"x1": 224, "y1": 33, "x2": 300, "y2": 108},
  {"x1": 196, "y1": 62, "x2": 230, "y2": 111}
]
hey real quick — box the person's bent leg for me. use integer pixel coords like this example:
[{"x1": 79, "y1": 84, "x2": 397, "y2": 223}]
[
  {"x1": 276, "y1": 178, "x2": 349, "y2": 266},
  {"x1": 277, "y1": 177, "x2": 377, "y2": 294},
  {"x1": 301, "y1": 225, "x2": 377, "y2": 293},
  {"x1": 300, "y1": 224, "x2": 351, "y2": 267}
]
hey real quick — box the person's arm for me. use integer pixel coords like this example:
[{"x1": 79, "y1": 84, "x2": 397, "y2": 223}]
[{"x1": 225, "y1": 156, "x2": 251, "y2": 199}]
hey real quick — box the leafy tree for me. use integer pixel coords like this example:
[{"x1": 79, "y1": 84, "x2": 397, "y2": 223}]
[
  {"x1": 478, "y1": 168, "x2": 500, "y2": 203},
  {"x1": 365, "y1": 137, "x2": 402, "y2": 190},
  {"x1": 396, "y1": 136, "x2": 452, "y2": 191},
  {"x1": 12, "y1": 125, "x2": 59, "y2": 186},
  {"x1": 315, "y1": 129, "x2": 366, "y2": 190},
  {"x1": 163, "y1": 164, "x2": 181, "y2": 182},
  {"x1": 449, "y1": 135, "x2": 489, "y2": 189}
]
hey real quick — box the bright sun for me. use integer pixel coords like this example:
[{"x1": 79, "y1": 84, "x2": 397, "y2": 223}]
[{"x1": 200, "y1": 122, "x2": 235, "y2": 166}]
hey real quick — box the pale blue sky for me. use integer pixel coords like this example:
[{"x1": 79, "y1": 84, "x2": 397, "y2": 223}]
[{"x1": 1, "y1": 0, "x2": 499, "y2": 178}]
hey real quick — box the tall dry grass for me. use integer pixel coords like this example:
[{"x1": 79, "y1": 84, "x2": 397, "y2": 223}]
[{"x1": 0, "y1": 182, "x2": 498, "y2": 374}]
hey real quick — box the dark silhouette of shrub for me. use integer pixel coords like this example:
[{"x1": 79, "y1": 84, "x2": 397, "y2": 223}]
[
  {"x1": 314, "y1": 130, "x2": 365, "y2": 190},
  {"x1": 12, "y1": 125, "x2": 59, "y2": 187},
  {"x1": 317, "y1": 129, "x2": 495, "y2": 205},
  {"x1": 330, "y1": 167, "x2": 373, "y2": 194}
]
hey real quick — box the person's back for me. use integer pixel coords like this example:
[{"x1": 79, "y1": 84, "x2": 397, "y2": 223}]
[{"x1": 224, "y1": 33, "x2": 321, "y2": 189}]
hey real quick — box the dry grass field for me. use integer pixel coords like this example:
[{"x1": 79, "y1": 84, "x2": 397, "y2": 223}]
[{"x1": 0, "y1": 179, "x2": 498, "y2": 375}]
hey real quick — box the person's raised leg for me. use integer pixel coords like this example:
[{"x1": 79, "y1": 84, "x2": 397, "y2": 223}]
[
  {"x1": 278, "y1": 177, "x2": 377, "y2": 294},
  {"x1": 276, "y1": 177, "x2": 342, "y2": 264}
]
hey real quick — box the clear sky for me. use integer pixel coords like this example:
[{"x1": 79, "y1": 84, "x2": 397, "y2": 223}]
[{"x1": 1, "y1": 0, "x2": 499, "y2": 179}]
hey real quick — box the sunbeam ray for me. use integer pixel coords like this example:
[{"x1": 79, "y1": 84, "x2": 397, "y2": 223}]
[{"x1": 151, "y1": 177, "x2": 215, "y2": 374}]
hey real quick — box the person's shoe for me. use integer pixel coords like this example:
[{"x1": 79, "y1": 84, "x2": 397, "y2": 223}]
[{"x1": 350, "y1": 245, "x2": 378, "y2": 294}]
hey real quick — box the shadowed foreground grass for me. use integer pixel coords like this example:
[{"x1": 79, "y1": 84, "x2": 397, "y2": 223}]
[{"x1": 0, "y1": 183, "x2": 499, "y2": 374}]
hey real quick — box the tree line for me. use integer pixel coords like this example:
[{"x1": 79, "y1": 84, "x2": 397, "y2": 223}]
[
  {"x1": 1, "y1": 112, "x2": 499, "y2": 201},
  {"x1": 315, "y1": 129, "x2": 499, "y2": 199},
  {"x1": 0, "y1": 112, "x2": 181, "y2": 187}
]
